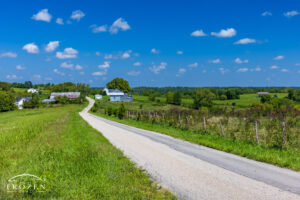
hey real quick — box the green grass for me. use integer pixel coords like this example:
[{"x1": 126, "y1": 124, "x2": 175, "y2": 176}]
[
  {"x1": 133, "y1": 93, "x2": 288, "y2": 108},
  {"x1": 0, "y1": 104, "x2": 175, "y2": 199},
  {"x1": 214, "y1": 93, "x2": 288, "y2": 107},
  {"x1": 92, "y1": 111, "x2": 300, "y2": 171}
]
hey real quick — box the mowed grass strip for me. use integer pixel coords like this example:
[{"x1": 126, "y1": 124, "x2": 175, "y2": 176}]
[
  {"x1": 0, "y1": 104, "x2": 175, "y2": 199},
  {"x1": 92, "y1": 112, "x2": 300, "y2": 171}
]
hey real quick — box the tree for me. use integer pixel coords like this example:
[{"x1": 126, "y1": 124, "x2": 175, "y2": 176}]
[
  {"x1": 166, "y1": 92, "x2": 174, "y2": 104},
  {"x1": 260, "y1": 95, "x2": 271, "y2": 103},
  {"x1": 0, "y1": 91, "x2": 16, "y2": 112},
  {"x1": 173, "y1": 92, "x2": 182, "y2": 105},
  {"x1": 193, "y1": 89, "x2": 216, "y2": 109},
  {"x1": 106, "y1": 78, "x2": 131, "y2": 93},
  {"x1": 0, "y1": 82, "x2": 12, "y2": 91},
  {"x1": 24, "y1": 81, "x2": 33, "y2": 89}
]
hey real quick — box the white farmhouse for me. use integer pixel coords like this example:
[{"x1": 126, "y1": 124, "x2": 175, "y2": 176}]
[
  {"x1": 27, "y1": 88, "x2": 39, "y2": 93},
  {"x1": 15, "y1": 97, "x2": 32, "y2": 109},
  {"x1": 103, "y1": 88, "x2": 132, "y2": 102}
]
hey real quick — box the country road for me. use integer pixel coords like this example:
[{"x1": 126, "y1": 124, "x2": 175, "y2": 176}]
[{"x1": 80, "y1": 97, "x2": 300, "y2": 200}]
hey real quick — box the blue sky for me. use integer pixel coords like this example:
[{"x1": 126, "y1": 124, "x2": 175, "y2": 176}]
[{"x1": 0, "y1": 0, "x2": 300, "y2": 87}]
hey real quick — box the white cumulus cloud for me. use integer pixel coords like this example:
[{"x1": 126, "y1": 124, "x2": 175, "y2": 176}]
[
  {"x1": 60, "y1": 62, "x2": 74, "y2": 69},
  {"x1": 176, "y1": 50, "x2": 183, "y2": 55},
  {"x1": 191, "y1": 29, "x2": 206, "y2": 37},
  {"x1": 284, "y1": 10, "x2": 299, "y2": 17},
  {"x1": 188, "y1": 62, "x2": 198, "y2": 68},
  {"x1": 235, "y1": 58, "x2": 248, "y2": 64},
  {"x1": 133, "y1": 62, "x2": 141, "y2": 66},
  {"x1": 151, "y1": 48, "x2": 160, "y2": 54},
  {"x1": 92, "y1": 71, "x2": 106, "y2": 76},
  {"x1": 16, "y1": 65, "x2": 25, "y2": 70},
  {"x1": 70, "y1": 10, "x2": 85, "y2": 21},
  {"x1": 31, "y1": 9, "x2": 52, "y2": 22},
  {"x1": 56, "y1": 48, "x2": 78, "y2": 59},
  {"x1": 91, "y1": 25, "x2": 107, "y2": 33},
  {"x1": 149, "y1": 62, "x2": 167, "y2": 74},
  {"x1": 45, "y1": 41, "x2": 59, "y2": 52},
  {"x1": 75, "y1": 65, "x2": 83, "y2": 70},
  {"x1": 234, "y1": 38, "x2": 256, "y2": 45},
  {"x1": 6, "y1": 74, "x2": 19, "y2": 79},
  {"x1": 56, "y1": 18, "x2": 64, "y2": 25},
  {"x1": 109, "y1": 18, "x2": 130, "y2": 34},
  {"x1": 121, "y1": 51, "x2": 131, "y2": 59},
  {"x1": 0, "y1": 52, "x2": 17, "y2": 58},
  {"x1": 176, "y1": 68, "x2": 186, "y2": 77},
  {"x1": 270, "y1": 65, "x2": 279, "y2": 69},
  {"x1": 237, "y1": 68, "x2": 248, "y2": 72},
  {"x1": 219, "y1": 67, "x2": 229, "y2": 74},
  {"x1": 211, "y1": 28, "x2": 236, "y2": 38},
  {"x1": 262, "y1": 11, "x2": 272, "y2": 16},
  {"x1": 23, "y1": 43, "x2": 39, "y2": 54},
  {"x1": 53, "y1": 69, "x2": 65, "y2": 76},
  {"x1": 274, "y1": 55, "x2": 284, "y2": 60},
  {"x1": 209, "y1": 58, "x2": 221, "y2": 64},
  {"x1": 98, "y1": 61, "x2": 110, "y2": 69},
  {"x1": 127, "y1": 70, "x2": 141, "y2": 76},
  {"x1": 281, "y1": 68, "x2": 289, "y2": 72}
]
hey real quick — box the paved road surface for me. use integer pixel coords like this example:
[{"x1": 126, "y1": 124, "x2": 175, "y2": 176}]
[{"x1": 80, "y1": 97, "x2": 300, "y2": 200}]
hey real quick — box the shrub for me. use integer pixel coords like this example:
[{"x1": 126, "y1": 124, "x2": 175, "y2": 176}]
[
  {"x1": 0, "y1": 91, "x2": 16, "y2": 112},
  {"x1": 23, "y1": 95, "x2": 40, "y2": 109},
  {"x1": 118, "y1": 104, "x2": 126, "y2": 119},
  {"x1": 55, "y1": 96, "x2": 69, "y2": 104}
]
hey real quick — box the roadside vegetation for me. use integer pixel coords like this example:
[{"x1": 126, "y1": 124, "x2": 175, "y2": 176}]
[
  {"x1": 91, "y1": 83, "x2": 300, "y2": 171},
  {"x1": 0, "y1": 104, "x2": 175, "y2": 199}
]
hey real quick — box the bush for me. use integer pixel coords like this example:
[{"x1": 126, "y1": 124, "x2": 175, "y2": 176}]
[
  {"x1": 55, "y1": 96, "x2": 69, "y2": 104},
  {"x1": 23, "y1": 95, "x2": 40, "y2": 109},
  {"x1": 118, "y1": 104, "x2": 126, "y2": 119},
  {"x1": 0, "y1": 91, "x2": 16, "y2": 112}
]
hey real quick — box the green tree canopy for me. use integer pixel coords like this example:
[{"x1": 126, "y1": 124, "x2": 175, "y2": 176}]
[
  {"x1": 193, "y1": 89, "x2": 216, "y2": 109},
  {"x1": 106, "y1": 78, "x2": 131, "y2": 93}
]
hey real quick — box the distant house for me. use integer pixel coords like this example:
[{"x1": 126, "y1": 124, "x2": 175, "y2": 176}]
[
  {"x1": 50, "y1": 92, "x2": 81, "y2": 99},
  {"x1": 42, "y1": 92, "x2": 81, "y2": 103},
  {"x1": 258, "y1": 92, "x2": 269, "y2": 97},
  {"x1": 27, "y1": 88, "x2": 38, "y2": 93},
  {"x1": 15, "y1": 97, "x2": 32, "y2": 109},
  {"x1": 95, "y1": 94, "x2": 102, "y2": 100},
  {"x1": 103, "y1": 88, "x2": 132, "y2": 102}
]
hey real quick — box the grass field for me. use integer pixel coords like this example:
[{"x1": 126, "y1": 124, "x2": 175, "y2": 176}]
[
  {"x1": 0, "y1": 104, "x2": 175, "y2": 199},
  {"x1": 214, "y1": 93, "x2": 288, "y2": 107},
  {"x1": 92, "y1": 111, "x2": 300, "y2": 171},
  {"x1": 133, "y1": 93, "x2": 288, "y2": 108}
]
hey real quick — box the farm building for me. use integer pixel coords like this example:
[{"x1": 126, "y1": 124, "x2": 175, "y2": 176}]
[
  {"x1": 95, "y1": 94, "x2": 102, "y2": 100},
  {"x1": 257, "y1": 92, "x2": 269, "y2": 97},
  {"x1": 50, "y1": 92, "x2": 81, "y2": 99},
  {"x1": 15, "y1": 97, "x2": 32, "y2": 109},
  {"x1": 42, "y1": 92, "x2": 81, "y2": 103},
  {"x1": 103, "y1": 88, "x2": 132, "y2": 102},
  {"x1": 27, "y1": 88, "x2": 38, "y2": 93}
]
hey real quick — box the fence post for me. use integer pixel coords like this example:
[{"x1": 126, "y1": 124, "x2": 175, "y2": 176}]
[
  {"x1": 219, "y1": 120, "x2": 225, "y2": 137},
  {"x1": 255, "y1": 120, "x2": 259, "y2": 143},
  {"x1": 282, "y1": 121, "x2": 286, "y2": 145},
  {"x1": 203, "y1": 116, "x2": 206, "y2": 131}
]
